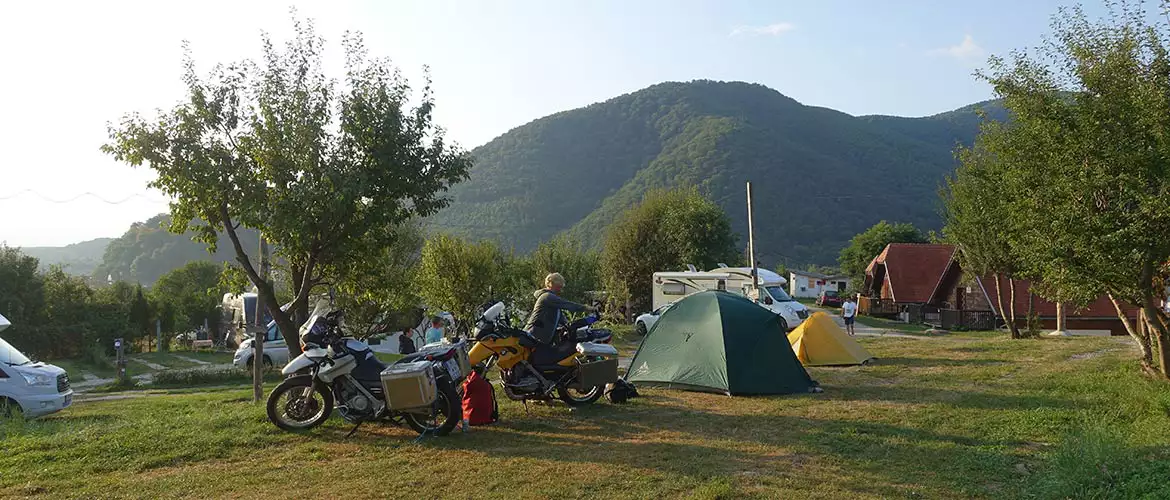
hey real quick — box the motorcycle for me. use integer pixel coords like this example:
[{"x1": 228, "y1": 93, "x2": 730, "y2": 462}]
[
  {"x1": 468, "y1": 302, "x2": 619, "y2": 406},
  {"x1": 266, "y1": 304, "x2": 465, "y2": 436}
]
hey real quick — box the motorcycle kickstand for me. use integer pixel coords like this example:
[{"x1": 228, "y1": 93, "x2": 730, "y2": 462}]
[{"x1": 345, "y1": 420, "x2": 364, "y2": 438}]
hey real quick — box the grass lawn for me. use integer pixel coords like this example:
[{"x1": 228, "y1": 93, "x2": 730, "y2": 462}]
[{"x1": 4, "y1": 334, "x2": 1170, "y2": 498}]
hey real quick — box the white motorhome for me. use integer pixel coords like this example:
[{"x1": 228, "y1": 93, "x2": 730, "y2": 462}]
[
  {"x1": 711, "y1": 266, "x2": 810, "y2": 330},
  {"x1": 651, "y1": 271, "x2": 732, "y2": 311},
  {"x1": 650, "y1": 265, "x2": 810, "y2": 331}
]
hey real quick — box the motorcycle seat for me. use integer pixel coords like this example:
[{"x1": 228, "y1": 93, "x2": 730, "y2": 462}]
[{"x1": 529, "y1": 341, "x2": 578, "y2": 369}]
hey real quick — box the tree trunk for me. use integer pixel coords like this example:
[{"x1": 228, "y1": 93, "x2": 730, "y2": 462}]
[
  {"x1": 218, "y1": 207, "x2": 302, "y2": 357},
  {"x1": 1108, "y1": 293, "x2": 1155, "y2": 374},
  {"x1": 1007, "y1": 277, "x2": 1019, "y2": 338},
  {"x1": 1141, "y1": 296, "x2": 1170, "y2": 379},
  {"x1": 1055, "y1": 302, "x2": 1066, "y2": 332},
  {"x1": 993, "y1": 274, "x2": 1019, "y2": 338}
]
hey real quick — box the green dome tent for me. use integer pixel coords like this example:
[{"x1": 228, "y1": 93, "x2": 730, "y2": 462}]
[{"x1": 626, "y1": 291, "x2": 818, "y2": 395}]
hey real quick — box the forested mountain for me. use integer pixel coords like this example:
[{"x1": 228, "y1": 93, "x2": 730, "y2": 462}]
[
  {"x1": 431, "y1": 80, "x2": 1004, "y2": 266},
  {"x1": 93, "y1": 214, "x2": 260, "y2": 285},
  {"x1": 22, "y1": 238, "x2": 113, "y2": 276}
]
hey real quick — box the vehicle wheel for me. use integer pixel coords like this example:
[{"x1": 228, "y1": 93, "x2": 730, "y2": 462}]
[
  {"x1": 0, "y1": 398, "x2": 23, "y2": 419},
  {"x1": 404, "y1": 378, "x2": 461, "y2": 436},
  {"x1": 266, "y1": 375, "x2": 332, "y2": 431},
  {"x1": 635, "y1": 321, "x2": 647, "y2": 336},
  {"x1": 558, "y1": 384, "x2": 604, "y2": 406},
  {"x1": 777, "y1": 317, "x2": 789, "y2": 332}
]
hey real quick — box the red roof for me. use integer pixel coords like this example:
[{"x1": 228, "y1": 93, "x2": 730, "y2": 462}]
[
  {"x1": 867, "y1": 244, "x2": 957, "y2": 303},
  {"x1": 976, "y1": 277, "x2": 1139, "y2": 319}
]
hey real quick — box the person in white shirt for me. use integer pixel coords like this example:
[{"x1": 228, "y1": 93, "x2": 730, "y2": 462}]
[{"x1": 841, "y1": 296, "x2": 858, "y2": 336}]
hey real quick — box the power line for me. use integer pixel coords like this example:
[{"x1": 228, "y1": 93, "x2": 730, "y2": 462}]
[{"x1": 0, "y1": 189, "x2": 171, "y2": 205}]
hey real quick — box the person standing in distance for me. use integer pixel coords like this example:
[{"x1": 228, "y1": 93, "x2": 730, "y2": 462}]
[{"x1": 841, "y1": 295, "x2": 858, "y2": 336}]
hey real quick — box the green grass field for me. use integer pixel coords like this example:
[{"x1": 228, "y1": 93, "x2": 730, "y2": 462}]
[{"x1": 4, "y1": 334, "x2": 1169, "y2": 499}]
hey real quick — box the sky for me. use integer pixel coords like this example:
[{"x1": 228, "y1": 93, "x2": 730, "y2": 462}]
[{"x1": 0, "y1": 0, "x2": 1109, "y2": 247}]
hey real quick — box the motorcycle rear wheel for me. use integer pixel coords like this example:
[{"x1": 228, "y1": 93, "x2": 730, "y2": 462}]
[
  {"x1": 267, "y1": 375, "x2": 333, "y2": 431},
  {"x1": 403, "y1": 379, "x2": 461, "y2": 436},
  {"x1": 558, "y1": 385, "x2": 603, "y2": 406}
]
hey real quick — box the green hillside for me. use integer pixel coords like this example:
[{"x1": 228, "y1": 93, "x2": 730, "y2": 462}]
[
  {"x1": 431, "y1": 80, "x2": 1004, "y2": 266},
  {"x1": 93, "y1": 213, "x2": 261, "y2": 285},
  {"x1": 22, "y1": 238, "x2": 114, "y2": 276}
]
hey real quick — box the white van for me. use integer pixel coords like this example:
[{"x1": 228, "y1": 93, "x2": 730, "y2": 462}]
[
  {"x1": 650, "y1": 266, "x2": 809, "y2": 331},
  {"x1": 0, "y1": 313, "x2": 73, "y2": 418}
]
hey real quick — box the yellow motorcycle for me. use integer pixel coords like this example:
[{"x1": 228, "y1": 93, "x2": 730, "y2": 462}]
[{"x1": 468, "y1": 302, "x2": 618, "y2": 406}]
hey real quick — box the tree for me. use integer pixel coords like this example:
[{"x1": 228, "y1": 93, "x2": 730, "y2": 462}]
[
  {"x1": 333, "y1": 221, "x2": 426, "y2": 336},
  {"x1": 601, "y1": 187, "x2": 739, "y2": 312},
  {"x1": 415, "y1": 234, "x2": 516, "y2": 336},
  {"x1": 151, "y1": 261, "x2": 224, "y2": 334},
  {"x1": 837, "y1": 221, "x2": 928, "y2": 284},
  {"x1": 0, "y1": 246, "x2": 46, "y2": 356},
  {"x1": 103, "y1": 17, "x2": 472, "y2": 355},
  {"x1": 950, "y1": 3, "x2": 1170, "y2": 375}
]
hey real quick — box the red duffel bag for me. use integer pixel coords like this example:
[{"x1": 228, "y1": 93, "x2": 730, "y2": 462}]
[{"x1": 460, "y1": 369, "x2": 499, "y2": 425}]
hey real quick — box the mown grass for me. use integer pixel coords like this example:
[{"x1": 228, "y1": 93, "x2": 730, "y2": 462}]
[
  {"x1": 853, "y1": 314, "x2": 932, "y2": 333},
  {"x1": 3, "y1": 334, "x2": 1169, "y2": 499}
]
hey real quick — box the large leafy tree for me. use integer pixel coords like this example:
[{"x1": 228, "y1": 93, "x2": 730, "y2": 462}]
[
  {"x1": 601, "y1": 187, "x2": 739, "y2": 312},
  {"x1": 527, "y1": 236, "x2": 600, "y2": 306},
  {"x1": 948, "y1": 3, "x2": 1170, "y2": 375},
  {"x1": 415, "y1": 234, "x2": 519, "y2": 336},
  {"x1": 151, "y1": 261, "x2": 224, "y2": 333},
  {"x1": 837, "y1": 221, "x2": 928, "y2": 285},
  {"x1": 104, "y1": 18, "x2": 471, "y2": 355}
]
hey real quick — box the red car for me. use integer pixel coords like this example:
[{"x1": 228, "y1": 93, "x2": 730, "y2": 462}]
[{"x1": 816, "y1": 290, "x2": 844, "y2": 307}]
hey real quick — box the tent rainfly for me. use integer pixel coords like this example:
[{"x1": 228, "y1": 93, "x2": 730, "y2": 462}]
[
  {"x1": 787, "y1": 312, "x2": 874, "y2": 366},
  {"x1": 625, "y1": 290, "x2": 818, "y2": 395}
]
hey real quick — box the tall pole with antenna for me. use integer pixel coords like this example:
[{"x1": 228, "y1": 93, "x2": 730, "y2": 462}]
[{"x1": 746, "y1": 181, "x2": 759, "y2": 302}]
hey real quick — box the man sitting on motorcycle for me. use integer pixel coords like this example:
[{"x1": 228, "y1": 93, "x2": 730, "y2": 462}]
[{"x1": 525, "y1": 273, "x2": 597, "y2": 345}]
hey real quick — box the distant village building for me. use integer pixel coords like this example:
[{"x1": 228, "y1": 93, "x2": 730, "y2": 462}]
[{"x1": 788, "y1": 270, "x2": 851, "y2": 299}]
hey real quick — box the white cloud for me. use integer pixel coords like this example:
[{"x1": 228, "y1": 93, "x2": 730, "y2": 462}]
[
  {"x1": 929, "y1": 34, "x2": 985, "y2": 61},
  {"x1": 729, "y1": 22, "x2": 796, "y2": 38}
]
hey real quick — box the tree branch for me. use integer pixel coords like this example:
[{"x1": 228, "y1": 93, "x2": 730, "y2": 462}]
[{"x1": 219, "y1": 203, "x2": 264, "y2": 287}]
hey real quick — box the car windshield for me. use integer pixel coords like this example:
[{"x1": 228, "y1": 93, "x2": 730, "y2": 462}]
[
  {"x1": 765, "y1": 286, "x2": 795, "y2": 302},
  {"x1": 824, "y1": 290, "x2": 839, "y2": 297},
  {"x1": 655, "y1": 304, "x2": 673, "y2": 315},
  {"x1": 0, "y1": 337, "x2": 32, "y2": 366}
]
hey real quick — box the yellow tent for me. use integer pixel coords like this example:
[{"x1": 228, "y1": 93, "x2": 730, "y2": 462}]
[{"x1": 787, "y1": 312, "x2": 874, "y2": 366}]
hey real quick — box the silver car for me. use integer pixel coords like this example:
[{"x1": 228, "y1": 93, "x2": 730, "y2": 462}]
[{"x1": 0, "y1": 315, "x2": 73, "y2": 418}]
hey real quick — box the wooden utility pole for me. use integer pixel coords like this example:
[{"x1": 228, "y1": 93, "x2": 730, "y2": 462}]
[
  {"x1": 253, "y1": 235, "x2": 270, "y2": 403},
  {"x1": 746, "y1": 182, "x2": 759, "y2": 301}
]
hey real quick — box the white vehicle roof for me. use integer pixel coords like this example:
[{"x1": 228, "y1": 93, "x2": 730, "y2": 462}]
[
  {"x1": 710, "y1": 267, "x2": 787, "y2": 285},
  {"x1": 653, "y1": 272, "x2": 731, "y2": 279},
  {"x1": 0, "y1": 313, "x2": 9, "y2": 333}
]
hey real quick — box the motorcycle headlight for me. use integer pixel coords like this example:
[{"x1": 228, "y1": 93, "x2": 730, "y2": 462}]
[{"x1": 20, "y1": 371, "x2": 54, "y2": 387}]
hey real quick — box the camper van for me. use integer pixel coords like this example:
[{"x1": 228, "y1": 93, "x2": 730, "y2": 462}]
[
  {"x1": 650, "y1": 266, "x2": 810, "y2": 331},
  {"x1": 0, "y1": 313, "x2": 73, "y2": 418}
]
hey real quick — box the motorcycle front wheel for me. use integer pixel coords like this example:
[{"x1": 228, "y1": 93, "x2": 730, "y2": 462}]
[
  {"x1": 404, "y1": 379, "x2": 461, "y2": 436},
  {"x1": 266, "y1": 375, "x2": 333, "y2": 431},
  {"x1": 558, "y1": 385, "x2": 603, "y2": 406}
]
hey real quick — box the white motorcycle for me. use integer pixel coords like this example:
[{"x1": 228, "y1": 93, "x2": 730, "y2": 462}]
[{"x1": 266, "y1": 304, "x2": 466, "y2": 437}]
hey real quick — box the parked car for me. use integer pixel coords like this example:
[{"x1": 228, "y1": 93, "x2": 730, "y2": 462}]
[
  {"x1": 816, "y1": 290, "x2": 844, "y2": 308},
  {"x1": 0, "y1": 313, "x2": 72, "y2": 418},
  {"x1": 634, "y1": 303, "x2": 674, "y2": 336},
  {"x1": 233, "y1": 320, "x2": 291, "y2": 371}
]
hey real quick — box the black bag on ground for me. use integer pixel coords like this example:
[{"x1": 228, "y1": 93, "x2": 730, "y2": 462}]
[{"x1": 606, "y1": 378, "x2": 639, "y2": 404}]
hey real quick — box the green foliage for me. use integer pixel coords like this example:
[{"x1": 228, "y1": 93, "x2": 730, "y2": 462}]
[
  {"x1": 151, "y1": 261, "x2": 225, "y2": 333},
  {"x1": 151, "y1": 367, "x2": 282, "y2": 388},
  {"x1": 433, "y1": 80, "x2": 999, "y2": 266},
  {"x1": 333, "y1": 220, "x2": 426, "y2": 334},
  {"x1": 415, "y1": 234, "x2": 520, "y2": 333},
  {"x1": 601, "y1": 187, "x2": 739, "y2": 311},
  {"x1": 102, "y1": 16, "x2": 471, "y2": 355},
  {"x1": 837, "y1": 221, "x2": 928, "y2": 283},
  {"x1": 20, "y1": 238, "x2": 113, "y2": 277}
]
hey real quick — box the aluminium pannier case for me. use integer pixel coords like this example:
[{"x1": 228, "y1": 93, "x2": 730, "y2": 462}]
[
  {"x1": 573, "y1": 357, "x2": 619, "y2": 391},
  {"x1": 380, "y1": 361, "x2": 437, "y2": 410},
  {"x1": 416, "y1": 342, "x2": 472, "y2": 381}
]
